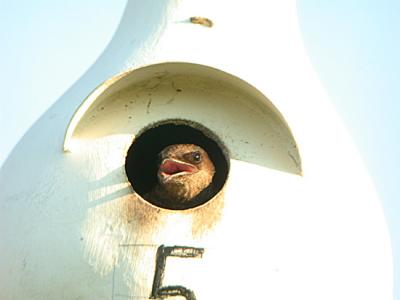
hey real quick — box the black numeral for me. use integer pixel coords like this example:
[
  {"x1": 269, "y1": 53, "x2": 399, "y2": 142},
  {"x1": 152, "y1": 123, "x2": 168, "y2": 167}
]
[{"x1": 150, "y1": 245, "x2": 204, "y2": 300}]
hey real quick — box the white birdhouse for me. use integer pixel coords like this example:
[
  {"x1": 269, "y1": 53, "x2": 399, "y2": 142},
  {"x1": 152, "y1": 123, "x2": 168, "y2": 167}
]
[{"x1": 0, "y1": 1, "x2": 392, "y2": 300}]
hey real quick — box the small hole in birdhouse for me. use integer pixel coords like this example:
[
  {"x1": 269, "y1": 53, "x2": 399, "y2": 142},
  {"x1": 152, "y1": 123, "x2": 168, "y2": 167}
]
[{"x1": 125, "y1": 120, "x2": 229, "y2": 210}]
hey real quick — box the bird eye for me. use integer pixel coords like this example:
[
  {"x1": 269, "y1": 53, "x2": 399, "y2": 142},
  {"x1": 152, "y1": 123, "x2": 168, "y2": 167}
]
[
  {"x1": 192, "y1": 151, "x2": 201, "y2": 163},
  {"x1": 183, "y1": 150, "x2": 202, "y2": 164}
]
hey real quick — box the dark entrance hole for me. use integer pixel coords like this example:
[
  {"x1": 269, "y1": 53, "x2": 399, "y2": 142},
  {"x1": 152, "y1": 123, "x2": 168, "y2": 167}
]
[{"x1": 125, "y1": 120, "x2": 230, "y2": 210}]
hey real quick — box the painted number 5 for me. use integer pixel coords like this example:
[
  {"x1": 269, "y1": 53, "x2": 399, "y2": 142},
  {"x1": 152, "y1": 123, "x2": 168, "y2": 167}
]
[{"x1": 150, "y1": 245, "x2": 204, "y2": 300}]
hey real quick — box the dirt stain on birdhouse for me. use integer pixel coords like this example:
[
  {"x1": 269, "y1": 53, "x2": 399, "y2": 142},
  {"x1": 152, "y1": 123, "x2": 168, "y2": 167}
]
[
  {"x1": 122, "y1": 188, "x2": 225, "y2": 238},
  {"x1": 190, "y1": 16, "x2": 214, "y2": 28}
]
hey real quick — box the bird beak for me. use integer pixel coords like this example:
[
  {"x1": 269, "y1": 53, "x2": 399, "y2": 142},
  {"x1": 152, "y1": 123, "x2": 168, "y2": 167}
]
[{"x1": 158, "y1": 158, "x2": 198, "y2": 181}]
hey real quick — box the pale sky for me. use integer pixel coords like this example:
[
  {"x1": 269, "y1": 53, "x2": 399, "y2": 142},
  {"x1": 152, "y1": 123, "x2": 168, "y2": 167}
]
[
  {"x1": 298, "y1": 2, "x2": 400, "y2": 298},
  {"x1": 1, "y1": 1, "x2": 399, "y2": 298}
]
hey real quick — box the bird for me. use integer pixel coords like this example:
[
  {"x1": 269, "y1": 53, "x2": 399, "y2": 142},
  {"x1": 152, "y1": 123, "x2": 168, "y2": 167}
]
[{"x1": 146, "y1": 144, "x2": 215, "y2": 209}]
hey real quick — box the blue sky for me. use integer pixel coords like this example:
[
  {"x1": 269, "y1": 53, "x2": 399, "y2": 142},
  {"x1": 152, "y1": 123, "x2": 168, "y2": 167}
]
[{"x1": 1, "y1": 0, "x2": 399, "y2": 298}]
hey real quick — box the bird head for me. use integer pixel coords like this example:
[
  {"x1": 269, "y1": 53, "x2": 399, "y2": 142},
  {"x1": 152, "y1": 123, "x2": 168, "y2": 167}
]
[{"x1": 156, "y1": 144, "x2": 215, "y2": 203}]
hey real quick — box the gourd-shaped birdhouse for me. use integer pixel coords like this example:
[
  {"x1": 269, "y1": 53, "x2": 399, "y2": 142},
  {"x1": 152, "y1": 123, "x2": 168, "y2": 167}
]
[{"x1": 0, "y1": 1, "x2": 392, "y2": 300}]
